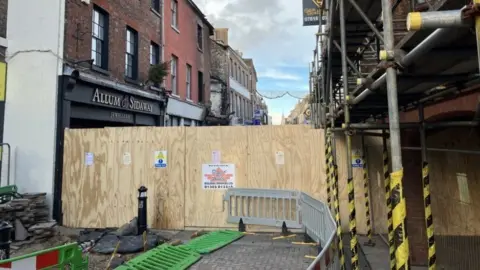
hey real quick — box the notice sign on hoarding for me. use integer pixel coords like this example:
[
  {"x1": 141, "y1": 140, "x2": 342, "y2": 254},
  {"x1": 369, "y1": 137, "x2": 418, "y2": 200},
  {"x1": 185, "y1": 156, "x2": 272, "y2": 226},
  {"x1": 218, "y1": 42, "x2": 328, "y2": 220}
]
[
  {"x1": 302, "y1": 0, "x2": 325, "y2": 26},
  {"x1": 202, "y1": 163, "x2": 236, "y2": 190},
  {"x1": 352, "y1": 149, "x2": 364, "y2": 168}
]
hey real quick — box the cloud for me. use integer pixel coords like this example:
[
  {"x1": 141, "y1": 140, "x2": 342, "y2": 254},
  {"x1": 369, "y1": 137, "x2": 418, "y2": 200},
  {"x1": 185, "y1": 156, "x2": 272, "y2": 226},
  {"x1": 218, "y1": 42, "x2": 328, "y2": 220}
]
[
  {"x1": 196, "y1": 0, "x2": 317, "y2": 67},
  {"x1": 257, "y1": 69, "x2": 301, "y2": 81},
  {"x1": 195, "y1": 0, "x2": 317, "y2": 113}
]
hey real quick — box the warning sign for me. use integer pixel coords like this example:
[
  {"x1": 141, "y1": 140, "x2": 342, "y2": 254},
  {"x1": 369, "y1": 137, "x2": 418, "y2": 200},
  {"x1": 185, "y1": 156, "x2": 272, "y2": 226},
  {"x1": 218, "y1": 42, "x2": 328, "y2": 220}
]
[
  {"x1": 202, "y1": 163, "x2": 235, "y2": 190},
  {"x1": 352, "y1": 149, "x2": 364, "y2": 168},
  {"x1": 154, "y1": 150, "x2": 167, "y2": 168}
]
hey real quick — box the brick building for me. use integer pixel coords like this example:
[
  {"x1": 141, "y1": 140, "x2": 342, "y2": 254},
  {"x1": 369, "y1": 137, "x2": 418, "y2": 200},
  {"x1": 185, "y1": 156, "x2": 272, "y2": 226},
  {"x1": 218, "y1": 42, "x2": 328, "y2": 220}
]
[
  {"x1": 61, "y1": 0, "x2": 167, "y2": 129},
  {"x1": 163, "y1": 0, "x2": 214, "y2": 126}
]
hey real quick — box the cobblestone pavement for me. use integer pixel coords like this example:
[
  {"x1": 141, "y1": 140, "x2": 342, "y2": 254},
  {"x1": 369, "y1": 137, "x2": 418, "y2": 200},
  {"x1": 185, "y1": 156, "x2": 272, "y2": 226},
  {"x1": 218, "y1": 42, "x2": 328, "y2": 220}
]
[{"x1": 188, "y1": 233, "x2": 318, "y2": 270}]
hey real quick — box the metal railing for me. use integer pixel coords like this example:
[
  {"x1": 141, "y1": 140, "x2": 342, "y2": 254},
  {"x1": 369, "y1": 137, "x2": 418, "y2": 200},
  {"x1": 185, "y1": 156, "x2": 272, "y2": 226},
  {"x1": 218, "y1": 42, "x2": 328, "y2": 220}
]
[{"x1": 223, "y1": 188, "x2": 338, "y2": 270}]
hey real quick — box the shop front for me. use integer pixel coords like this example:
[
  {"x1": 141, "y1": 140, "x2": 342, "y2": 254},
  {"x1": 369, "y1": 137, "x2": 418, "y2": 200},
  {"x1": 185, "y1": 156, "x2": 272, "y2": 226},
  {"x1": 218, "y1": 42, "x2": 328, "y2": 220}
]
[
  {"x1": 53, "y1": 72, "x2": 167, "y2": 223},
  {"x1": 60, "y1": 78, "x2": 165, "y2": 128}
]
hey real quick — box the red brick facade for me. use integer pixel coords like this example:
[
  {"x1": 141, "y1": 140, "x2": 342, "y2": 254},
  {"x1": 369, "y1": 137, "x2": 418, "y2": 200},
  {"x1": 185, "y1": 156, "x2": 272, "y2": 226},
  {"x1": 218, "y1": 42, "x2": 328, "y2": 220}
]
[
  {"x1": 163, "y1": 0, "x2": 213, "y2": 104},
  {"x1": 64, "y1": 0, "x2": 162, "y2": 87}
]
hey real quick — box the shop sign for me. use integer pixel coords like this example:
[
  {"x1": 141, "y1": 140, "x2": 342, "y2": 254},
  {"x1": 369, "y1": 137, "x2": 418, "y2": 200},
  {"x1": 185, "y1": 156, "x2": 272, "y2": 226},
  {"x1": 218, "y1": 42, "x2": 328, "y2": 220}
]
[{"x1": 92, "y1": 88, "x2": 153, "y2": 113}]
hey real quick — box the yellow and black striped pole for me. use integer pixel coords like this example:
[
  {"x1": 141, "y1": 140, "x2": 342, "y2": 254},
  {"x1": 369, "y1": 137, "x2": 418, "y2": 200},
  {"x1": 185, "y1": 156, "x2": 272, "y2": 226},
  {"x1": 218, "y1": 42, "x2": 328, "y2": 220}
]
[
  {"x1": 362, "y1": 135, "x2": 374, "y2": 246},
  {"x1": 333, "y1": 163, "x2": 346, "y2": 270},
  {"x1": 342, "y1": 125, "x2": 359, "y2": 269},
  {"x1": 325, "y1": 132, "x2": 332, "y2": 210},
  {"x1": 380, "y1": 0, "x2": 410, "y2": 266},
  {"x1": 419, "y1": 105, "x2": 436, "y2": 270},
  {"x1": 422, "y1": 162, "x2": 436, "y2": 270},
  {"x1": 390, "y1": 169, "x2": 409, "y2": 270},
  {"x1": 383, "y1": 132, "x2": 395, "y2": 270}
]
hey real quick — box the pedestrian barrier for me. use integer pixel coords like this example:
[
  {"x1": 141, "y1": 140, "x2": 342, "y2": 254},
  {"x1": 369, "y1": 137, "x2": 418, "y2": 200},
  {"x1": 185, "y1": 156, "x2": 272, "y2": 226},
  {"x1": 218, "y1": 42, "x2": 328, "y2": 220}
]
[
  {"x1": 115, "y1": 244, "x2": 201, "y2": 270},
  {"x1": 223, "y1": 188, "x2": 338, "y2": 270},
  {"x1": 0, "y1": 243, "x2": 88, "y2": 269},
  {"x1": 222, "y1": 188, "x2": 302, "y2": 229},
  {"x1": 183, "y1": 230, "x2": 244, "y2": 254}
]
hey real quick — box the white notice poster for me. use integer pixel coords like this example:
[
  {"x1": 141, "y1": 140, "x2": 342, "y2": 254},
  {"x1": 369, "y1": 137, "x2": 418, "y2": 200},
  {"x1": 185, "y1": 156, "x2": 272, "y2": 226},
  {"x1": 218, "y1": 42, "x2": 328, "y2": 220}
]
[
  {"x1": 123, "y1": 152, "x2": 132, "y2": 165},
  {"x1": 85, "y1": 152, "x2": 94, "y2": 166},
  {"x1": 212, "y1": 150, "x2": 221, "y2": 163},
  {"x1": 202, "y1": 163, "x2": 235, "y2": 190},
  {"x1": 275, "y1": 151, "x2": 285, "y2": 165}
]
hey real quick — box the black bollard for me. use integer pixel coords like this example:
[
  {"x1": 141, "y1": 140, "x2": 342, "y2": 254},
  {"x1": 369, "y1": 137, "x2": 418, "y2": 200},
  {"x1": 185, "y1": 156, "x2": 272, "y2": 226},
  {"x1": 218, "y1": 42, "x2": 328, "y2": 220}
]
[
  {"x1": 137, "y1": 186, "x2": 148, "y2": 236},
  {"x1": 0, "y1": 221, "x2": 12, "y2": 260}
]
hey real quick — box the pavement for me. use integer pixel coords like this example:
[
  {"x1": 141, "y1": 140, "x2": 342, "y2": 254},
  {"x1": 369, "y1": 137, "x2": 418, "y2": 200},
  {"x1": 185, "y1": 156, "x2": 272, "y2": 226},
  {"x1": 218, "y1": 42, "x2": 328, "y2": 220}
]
[
  {"x1": 357, "y1": 235, "x2": 427, "y2": 270},
  {"x1": 179, "y1": 232, "x2": 318, "y2": 270}
]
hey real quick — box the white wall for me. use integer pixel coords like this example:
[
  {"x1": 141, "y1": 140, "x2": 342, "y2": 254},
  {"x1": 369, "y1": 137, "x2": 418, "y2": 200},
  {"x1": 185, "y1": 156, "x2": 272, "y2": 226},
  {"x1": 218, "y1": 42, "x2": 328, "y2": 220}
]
[{"x1": 4, "y1": 0, "x2": 65, "y2": 212}]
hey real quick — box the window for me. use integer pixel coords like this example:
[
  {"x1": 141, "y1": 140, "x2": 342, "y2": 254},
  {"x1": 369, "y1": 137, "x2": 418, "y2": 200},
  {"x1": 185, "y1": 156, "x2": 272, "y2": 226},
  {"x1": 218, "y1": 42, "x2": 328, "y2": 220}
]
[
  {"x1": 186, "y1": 64, "x2": 192, "y2": 99},
  {"x1": 230, "y1": 59, "x2": 233, "y2": 75},
  {"x1": 198, "y1": 71, "x2": 204, "y2": 103},
  {"x1": 151, "y1": 0, "x2": 161, "y2": 13},
  {"x1": 171, "y1": 55, "x2": 178, "y2": 94},
  {"x1": 171, "y1": 0, "x2": 178, "y2": 28},
  {"x1": 91, "y1": 7, "x2": 109, "y2": 69},
  {"x1": 150, "y1": 42, "x2": 159, "y2": 65},
  {"x1": 234, "y1": 63, "x2": 237, "y2": 79},
  {"x1": 125, "y1": 27, "x2": 138, "y2": 79},
  {"x1": 197, "y1": 24, "x2": 203, "y2": 51}
]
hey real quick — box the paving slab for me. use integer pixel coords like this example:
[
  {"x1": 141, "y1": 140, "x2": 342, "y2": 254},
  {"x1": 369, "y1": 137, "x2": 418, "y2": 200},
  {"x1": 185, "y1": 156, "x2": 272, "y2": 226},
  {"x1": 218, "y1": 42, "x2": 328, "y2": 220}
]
[{"x1": 188, "y1": 233, "x2": 317, "y2": 270}]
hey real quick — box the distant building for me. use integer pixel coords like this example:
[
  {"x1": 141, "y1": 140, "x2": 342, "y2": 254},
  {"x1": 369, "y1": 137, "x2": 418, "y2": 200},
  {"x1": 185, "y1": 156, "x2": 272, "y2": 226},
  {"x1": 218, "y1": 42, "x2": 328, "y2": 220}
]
[
  {"x1": 211, "y1": 28, "x2": 258, "y2": 126},
  {"x1": 286, "y1": 95, "x2": 311, "y2": 125}
]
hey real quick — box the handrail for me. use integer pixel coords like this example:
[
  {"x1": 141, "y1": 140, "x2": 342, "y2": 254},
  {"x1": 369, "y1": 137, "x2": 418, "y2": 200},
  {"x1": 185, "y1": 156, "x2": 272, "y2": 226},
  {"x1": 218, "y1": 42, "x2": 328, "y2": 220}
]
[{"x1": 224, "y1": 188, "x2": 339, "y2": 270}]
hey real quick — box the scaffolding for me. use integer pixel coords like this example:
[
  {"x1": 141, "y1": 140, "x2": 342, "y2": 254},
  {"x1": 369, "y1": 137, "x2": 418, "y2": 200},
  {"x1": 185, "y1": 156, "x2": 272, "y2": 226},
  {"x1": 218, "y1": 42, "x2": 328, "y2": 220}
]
[{"x1": 310, "y1": 0, "x2": 480, "y2": 269}]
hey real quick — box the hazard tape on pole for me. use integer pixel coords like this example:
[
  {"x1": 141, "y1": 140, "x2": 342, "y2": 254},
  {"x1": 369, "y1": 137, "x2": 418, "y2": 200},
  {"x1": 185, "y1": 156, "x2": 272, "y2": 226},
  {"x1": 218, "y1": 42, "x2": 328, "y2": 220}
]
[
  {"x1": 333, "y1": 164, "x2": 346, "y2": 270},
  {"x1": 363, "y1": 152, "x2": 373, "y2": 243},
  {"x1": 422, "y1": 162, "x2": 436, "y2": 270},
  {"x1": 383, "y1": 148, "x2": 396, "y2": 270},
  {"x1": 390, "y1": 169, "x2": 410, "y2": 270},
  {"x1": 325, "y1": 134, "x2": 332, "y2": 210},
  {"x1": 348, "y1": 174, "x2": 359, "y2": 269}
]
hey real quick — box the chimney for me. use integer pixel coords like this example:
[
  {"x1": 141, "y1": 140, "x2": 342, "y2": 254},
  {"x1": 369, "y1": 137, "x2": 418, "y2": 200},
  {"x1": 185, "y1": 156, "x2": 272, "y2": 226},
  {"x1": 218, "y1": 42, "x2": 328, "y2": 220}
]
[{"x1": 214, "y1": 28, "x2": 229, "y2": 46}]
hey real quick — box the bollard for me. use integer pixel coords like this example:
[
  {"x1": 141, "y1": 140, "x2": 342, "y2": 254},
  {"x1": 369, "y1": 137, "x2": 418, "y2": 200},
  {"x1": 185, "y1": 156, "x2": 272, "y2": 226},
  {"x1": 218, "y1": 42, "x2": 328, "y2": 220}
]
[
  {"x1": 137, "y1": 186, "x2": 148, "y2": 236},
  {"x1": 0, "y1": 221, "x2": 12, "y2": 260}
]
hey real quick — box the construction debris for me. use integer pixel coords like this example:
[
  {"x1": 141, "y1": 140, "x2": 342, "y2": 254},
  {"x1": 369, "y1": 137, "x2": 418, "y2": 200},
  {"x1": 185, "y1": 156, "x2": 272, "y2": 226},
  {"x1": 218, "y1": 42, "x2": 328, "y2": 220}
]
[{"x1": 0, "y1": 193, "x2": 56, "y2": 242}]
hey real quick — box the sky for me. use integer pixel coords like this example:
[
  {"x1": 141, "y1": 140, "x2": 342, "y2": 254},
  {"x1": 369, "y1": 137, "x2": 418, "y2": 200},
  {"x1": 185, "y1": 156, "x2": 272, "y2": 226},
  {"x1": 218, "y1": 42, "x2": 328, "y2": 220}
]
[{"x1": 195, "y1": 0, "x2": 318, "y2": 124}]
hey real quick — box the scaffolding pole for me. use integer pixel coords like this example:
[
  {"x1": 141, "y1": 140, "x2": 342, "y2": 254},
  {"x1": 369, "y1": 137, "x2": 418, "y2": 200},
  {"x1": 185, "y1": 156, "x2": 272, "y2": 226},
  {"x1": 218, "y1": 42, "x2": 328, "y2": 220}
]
[
  {"x1": 340, "y1": 0, "x2": 359, "y2": 268},
  {"x1": 362, "y1": 134, "x2": 375, "y2": 246},
  {"x1": 380, "y1": 0, "x2": 410, "y2": 268},
  {"x1": 419, "y1": 104, "x2": 437, "y2": 270}
]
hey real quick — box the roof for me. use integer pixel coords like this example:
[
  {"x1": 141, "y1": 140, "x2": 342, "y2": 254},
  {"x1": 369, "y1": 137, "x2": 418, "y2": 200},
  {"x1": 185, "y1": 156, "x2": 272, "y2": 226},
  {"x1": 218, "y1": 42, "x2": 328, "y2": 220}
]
[{"x1": 187, "y1": 0, "x2": 214, "y2": 35}]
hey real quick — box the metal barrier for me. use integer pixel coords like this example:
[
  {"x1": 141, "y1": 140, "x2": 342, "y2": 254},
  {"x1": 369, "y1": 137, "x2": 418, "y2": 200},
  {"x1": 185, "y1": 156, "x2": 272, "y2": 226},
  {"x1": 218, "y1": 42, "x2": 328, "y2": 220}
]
[
  {"x1": 223, "y1": 188, "x2": 338, "y2": 270},
  {"x1": 223, "y1": 188, "x2": 302, "y2": 229}
]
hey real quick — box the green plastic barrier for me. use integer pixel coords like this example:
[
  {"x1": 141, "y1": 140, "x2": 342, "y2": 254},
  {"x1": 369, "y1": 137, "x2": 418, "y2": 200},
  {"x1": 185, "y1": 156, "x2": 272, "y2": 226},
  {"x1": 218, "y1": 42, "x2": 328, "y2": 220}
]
[
  {"x1": 0, "y1": 185, "x2": 22, "y2": 204},
  {"x1": 184, "y1": 230, "x2": 244, "y2": 254},
  {"x1": 115, "y1": 244, "x2": 201, "y2": 270},
  {"x1": 0, "y1": 242, "x2": 88, "y2": 269}
]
